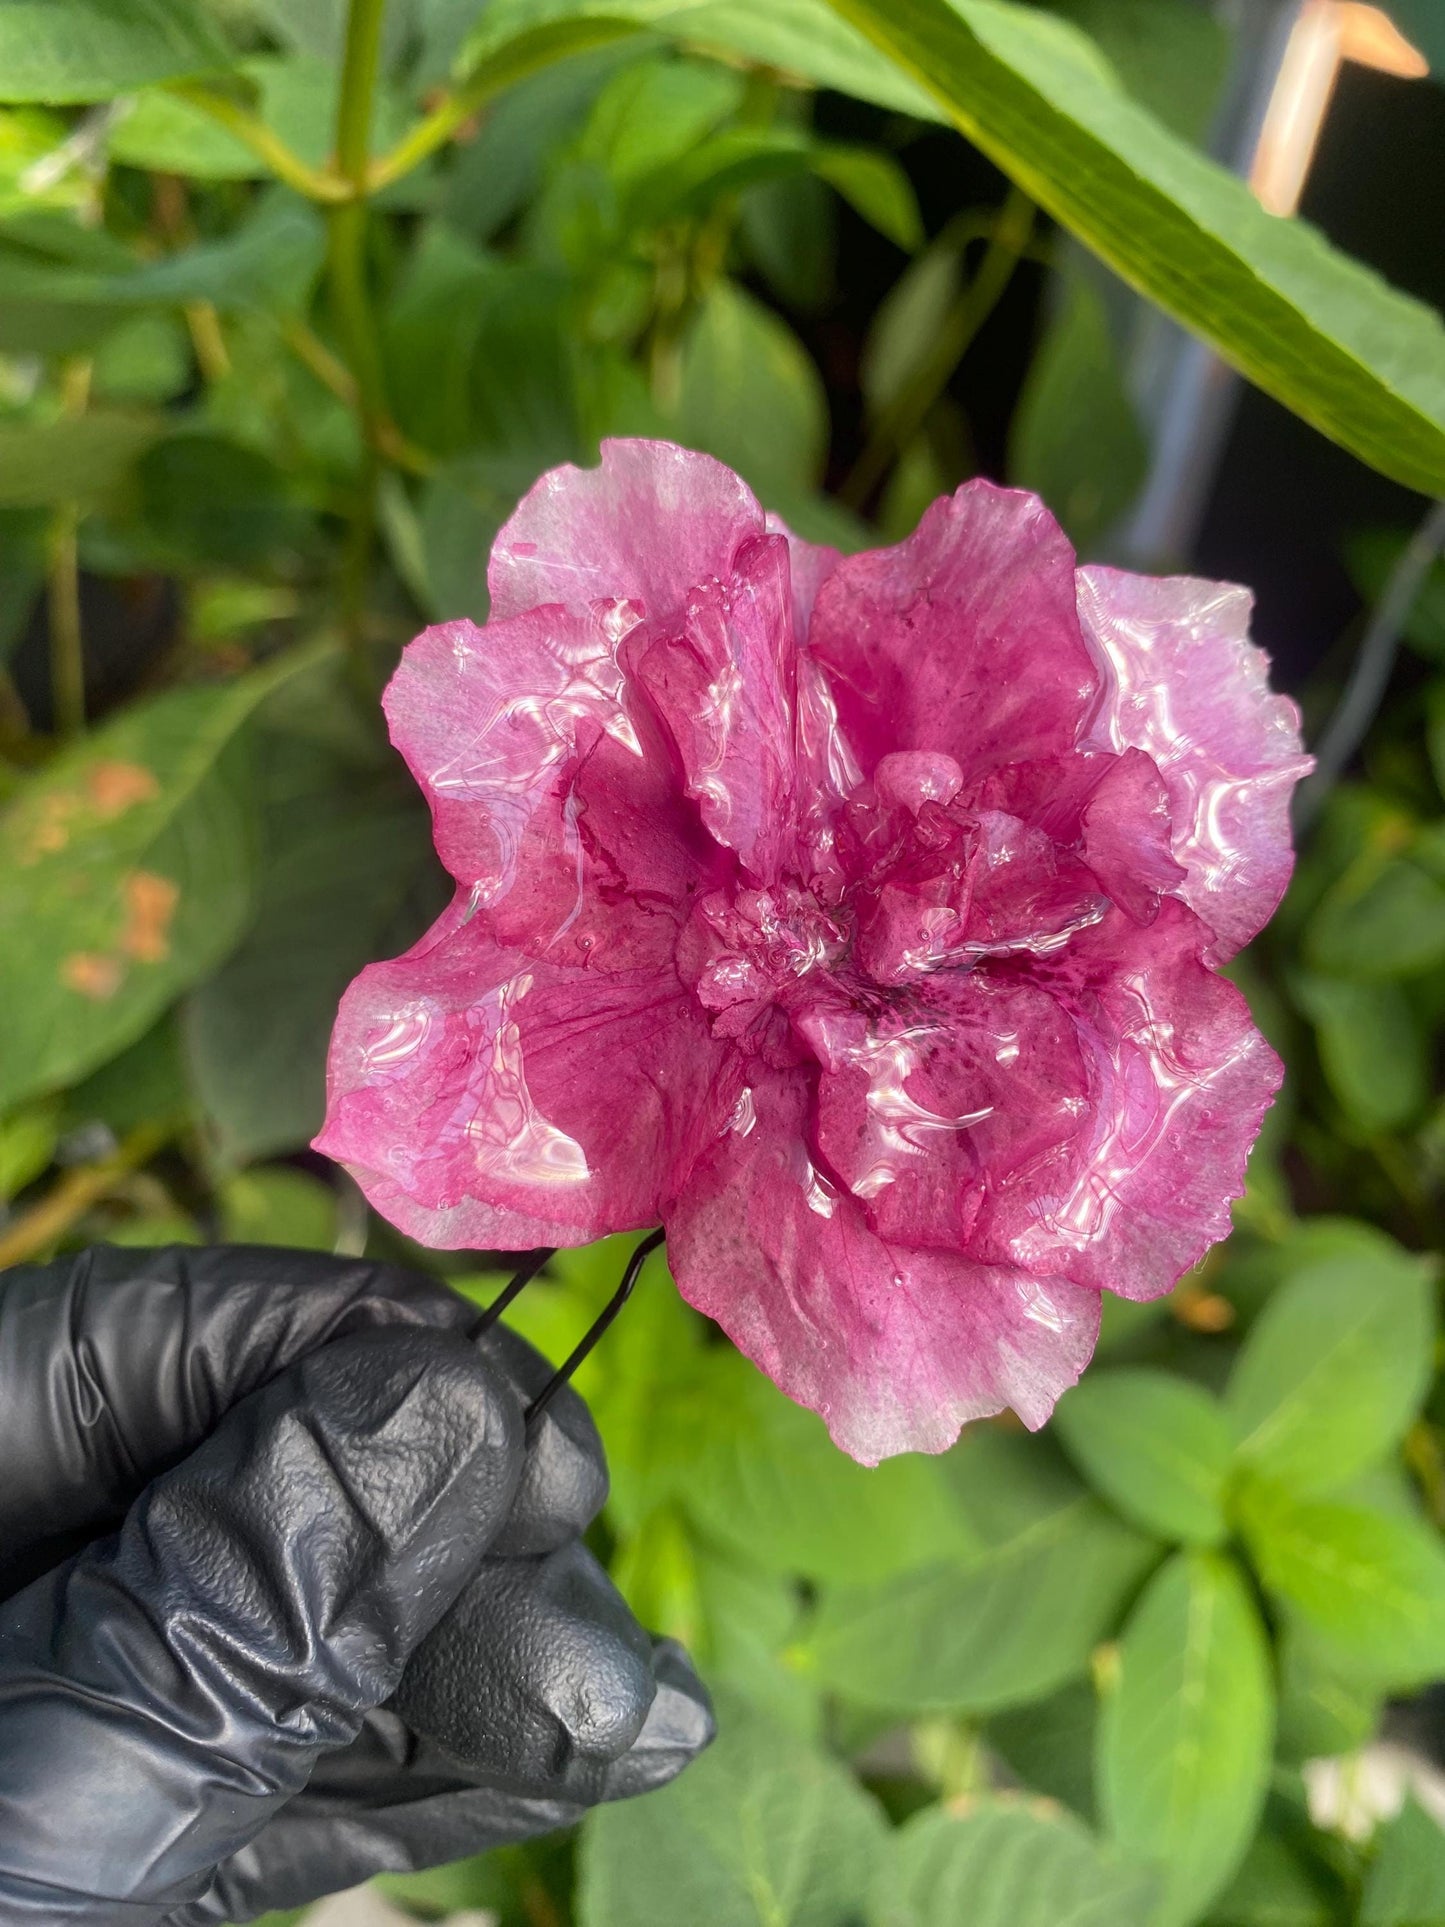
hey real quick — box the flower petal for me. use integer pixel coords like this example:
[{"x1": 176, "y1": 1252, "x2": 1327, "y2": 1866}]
[
  {"x1": 384, "y1": 605, "x2": 723, "y2": 971},
  {"x1": 632, "y1": 534, "x2": 797, "y2": 882},
  {"x1": 1076, "y1": 566, "x2": 1312, "y2": 961},
  {"x1": 667, "y1": 1075, "x2": 1100, "y2": 1462},
  {"x1": 996, "y1": 900, "x2": 1283, "y2": 1298},
  {"x1": 314, "y1": 896, "x2": 736, "y2": 1248},
  {"x1": 764, "y1": 509, "x2": 842, "y2": 635},
  {"x1": 489, "y1": 438, "x2": 765, "y2": 624},
  {"x1": 807, "y1": 479, "x2": 1097, "y2": 777}
]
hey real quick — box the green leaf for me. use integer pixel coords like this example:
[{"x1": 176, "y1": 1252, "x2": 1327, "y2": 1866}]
[
  {"x1": 816, "y1": 0, "x2": 1445, "y2": 496},
  {"x1": 1098, "y1": 1550, "x2": 1274, "y2": 1927},
  {"x1": 1306, "y1": 853, "x2": 1445, "y2": 981},
  {"x1": 1290, "y1": 972, "x2": 1430, "y2": 1132},
  {"x1": 1042, "y1": 0, "x2": 1230, "y2": 141},
  {"x1": 1206, "y1": 1828, "x2": 1338, "y2": 1927},
  {"x1": 183, "y1": 737, "x2": 439, "y2": 1166},
  {"x1": 1361, "y1": 1799, "x2": 1445, "y2": 1927},
  {"x1": 685, "y1": 1349, "x2": 968, "y2": 1585},
  {"x1": 671, "y1": 279, "x2": 828, "y2": 501},
  {"x1": 1276, "y1": 1626, "x2": 1383, "y2": 1764},
  {"x1": 578, "y1": 1694, "x2": 889, "y2": 1926},
  {"x1": 987, "y1": 1680, "x2": 1099, "y2": 1822},
  {"x1": 0, "y1": 647, "x2": 326, "y2": 1112},
  {"x1": 872, "y1": 1798, "x2": 1155, "y2": 1927},
  {"x1": 1224, "y1": 1240, "x2": 1436, "y2": 1495},
  {"x1": 0, "y1": 0, "x2": 232, "y2": 103},
  {"x1": 1053, "y1": 1368, "x2": 1233, "y2": 1546},
  {"x1": 807, "y1": 1489, "x2": 1155, "y2": 1714},
  {"x1": 811, "y1": 145, "x2": 924, "y2": 252},
  {"x1": 1239, "y1": 1480, "x2": 1445, "y2": 1690},
  {"x1": 1009, "y1": 267, "x2": 1148, "y2": 554},
  {"x1": 219, "y1": 1165, "x2": 338, "y2": 1250},
  {"x1": 861, "y1": 237, "x2": 964, "y2": 419},
  {"x1": 0, "y1": 412, "x2": 161, "y2": 509}
]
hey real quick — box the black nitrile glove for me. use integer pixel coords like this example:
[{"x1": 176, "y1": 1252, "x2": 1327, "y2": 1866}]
[{"x1": 0, "y1": 1244, "x2": 712, "y2": 1926}]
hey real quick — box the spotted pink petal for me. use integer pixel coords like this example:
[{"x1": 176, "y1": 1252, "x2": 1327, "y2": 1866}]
[
  {"x1": 490, "y1": 439, "x2": 765, "y2": 624},
  {"x1": 314, "y1": 899, "x2": 736, "y2": 1248},
  {"x1": 807, "y1": 479, "x2": 1098, "y2": 777},
  {"x1": 1076, "y1": 567, "x2": 1313, "y2": 962},
  {"x1": 668, "y1": 1074, "x2": 1101, "y2": 1463}
]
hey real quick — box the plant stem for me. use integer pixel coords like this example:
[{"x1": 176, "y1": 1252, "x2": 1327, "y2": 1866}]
[
  {"x1": 841, "y1": 185, "x2": 1034, "y2": 512},
  {"x1": 0, "y1": 1123, "x2": 170, "y2": 1268},
  {"x1": 328, "y1": 0, "x2": 392, "y2": 669},
  {"x1": 172, "y1": 83, "x2": 351, "y2": 202}
]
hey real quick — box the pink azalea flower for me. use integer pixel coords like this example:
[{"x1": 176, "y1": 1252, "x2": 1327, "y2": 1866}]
[{"x1": 314, "y1": 440, "x2": 1310, "y2": 1463}]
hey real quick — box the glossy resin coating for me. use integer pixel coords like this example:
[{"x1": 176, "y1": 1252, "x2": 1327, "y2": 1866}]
[{"x1": 316, "y1": 441, "x2": 1311, "y2": 1463}]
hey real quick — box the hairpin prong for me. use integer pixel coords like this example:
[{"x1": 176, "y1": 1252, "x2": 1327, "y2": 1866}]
[{"x1": 468, "y1": 1230, "x2": 664, "y2": 1428}]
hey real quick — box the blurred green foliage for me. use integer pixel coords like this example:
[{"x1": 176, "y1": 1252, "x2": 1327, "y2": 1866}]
[{"x1": 0, "y1": 2, "x2": 1443, "y2": 1924}]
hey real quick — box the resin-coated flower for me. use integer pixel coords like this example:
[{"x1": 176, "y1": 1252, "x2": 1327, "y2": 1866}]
[{"x1": 315, "y1": 441, "x2": 1310, "y2": 1463}]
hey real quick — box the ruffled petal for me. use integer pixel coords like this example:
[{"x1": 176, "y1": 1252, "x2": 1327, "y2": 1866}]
[
  {"x1": 764, "y1": 509, "x2": 842, "y2": 636},
  {"x1": 994, "y1": 900, "x2": 1283, "y2": 1298},
  {"x1": 314, "y1": 895, "x2": 736, "y2": 1248},
  {"x1": 667, "y1": 1075, "x2": 1100, "y2": 1463},
  {"x1": 807, "y1": 480, "x2": 1097, "y2": 778},
  {"x1": 384, "y1": 606, "x2": 724, "y2": 971},
  {"x1": 1076, "y1": 566, "x2": 1312, "y2": 962},
  {"x1": 489, "y1": 438, "x2": 765, "y2": 624},
  {"x1": 632, "y1": 534, "x2": 797, "y2": 882}
]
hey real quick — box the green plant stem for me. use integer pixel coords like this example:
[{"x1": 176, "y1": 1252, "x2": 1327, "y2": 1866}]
[
  {"x1": 367, "y1": 17, "x2": 642, "y2": 191},
  {"x1": 841, "y1": 185, "x2": 1034, "y2": 511},
  {"x1": 0, "y1": 1123, "x2": 170, "y2": 1269},
  {"x1": 171, "y1": 84, "x2": 350, "y2": 202}
]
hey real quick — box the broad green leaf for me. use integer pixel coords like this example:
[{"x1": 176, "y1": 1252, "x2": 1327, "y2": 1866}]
[
  {"x1": 685, "y1": 1349, "x2": 968, "y2": 1586},
  {"x1": 1361, "y1": 1798, "x2": 1445, "y2": 1927},
  {"x1": 694, "y1": 1544, "x2": 818, "y2": 1733},
  {"x1": 1009, "y1": 268, "x2": 1147, "y2": 554},
  {"x1": 1239, "y1": 1480, "x2": 1445, "y2": 1690},
  {"x1": 109, "y1": 88, "x2": 261, "y2": 178},
  {"x1": 64, "y1": 1012, "x2": 189, "y2": 1136},
  {"x1": 0, "y1": 647, "x2": 325, "y2": 1111},
  {"x1": 816, "y1": 0, "x2": 1445, "y2": 496},
  {"x1": 861, "y1": 238, "x2": 964, "y2": 418},
  {"x1": 1054, "y1": 1368, "x2": 1233, "y2": 1546},
  {"x1": 219, "y1": 1166, "x2": 338, "y2": 1250},
  {"x1": 1276, "y1": 1626, "x2": 1383, "y2": 1764},
  {"x1": 1290, "y1": 972, "x2": 1429, "y2": 1132},
  {"x1": 183, "y1": 776, "x2": 438, "y2": 1165},
  {"x1": 0, "y1": 412, "x2": 161, "y2": 509},
  {"x1": 1098, "y1": 1551, "x2": 1274, "y2": 1927},
  {"x1": 1306, "y1": 853, "x2": 1445, "y2": 981},
  {"x1": 92, "y1": 314, "x2": 191, "y2": 405},
  {"x1": 1225, "y1": 1241, "x2": 1436, "y2": 1494},
  {"x1": 871, "y1": 1799, "x2": 1155, "y2": 1927},
  {"x1": 578, "y1": 1694, "x2": 889, "y2": 1927},
  {"x1": 671, "y1": 280, "x2": 828, "y2": 501},
  {"x1": 806, "y1": 1493, "x2": 1155, "y2": 1714},
  {"x1": 0, "y1": 0, "x2": 232, "y2": 103},
  {"x1": 1042, "y1": 0, "x2": 1229, "y2": 141}
]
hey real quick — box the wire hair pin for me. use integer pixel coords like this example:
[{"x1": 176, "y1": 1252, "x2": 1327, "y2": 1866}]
[{"x1": 470, "y1": 1228, "x2": 665, "y2": 1428}]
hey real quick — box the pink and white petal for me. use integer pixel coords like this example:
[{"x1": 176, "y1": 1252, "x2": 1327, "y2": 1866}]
[
  {"x1": 632, "y1": 534, "x2": 797, "y2": 882},
  {"x1": 802, "y1": 978, "x2": 1089, "y2": 1253},
  {"x1": 667, "y1": 1075, "x2": 1100, "y2": 1463},
  {"x1": 764, "y1": 508, "x2": 842, "y2": 636},
  {"x1": 314, "y1": 899, "x2": 738, "y2": 1247},
  {"x1": 996, "y1": 900, "x2": 1283, "y2": 1299},
  {"x1": 489, "y1": 439, "x2": 765, "y2": 624},
  {"x1": 807, "y1": 480, "x2": 1098, "y2": 777},
  {"x1": 1076, "y1": 566, "x2": 1312, "y2": 961}
]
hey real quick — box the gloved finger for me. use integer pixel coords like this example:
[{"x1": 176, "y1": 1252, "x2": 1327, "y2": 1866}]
[
  {"x1": 394, "y1": 1539, "x2": 694, "y2": 1795},
  {"x1": 0, "y1": 1243, "x2": 476, "y2": 1573},
  {"x1": 0, "y1": 1325, "x2": 525, "y2": 1924},
  {"x1": 160, "y1": 1645, "x2": 715, "y2": 1926},
  {"x1": 0, "y1": 1243, "x2": 603, "y2": 1593},
  {"x1": 474, "y1": 1324, "x2": 608, "y2": 1558}
]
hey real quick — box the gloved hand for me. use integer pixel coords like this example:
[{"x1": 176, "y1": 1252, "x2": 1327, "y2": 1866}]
[{"x1": 0, "y1": 1244, "x2": 712, "y2": 1926}]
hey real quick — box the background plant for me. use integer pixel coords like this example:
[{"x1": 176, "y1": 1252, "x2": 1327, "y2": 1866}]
[{"x1": 1, "y1": 2, "x2": 1444, "y2": 1923}]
